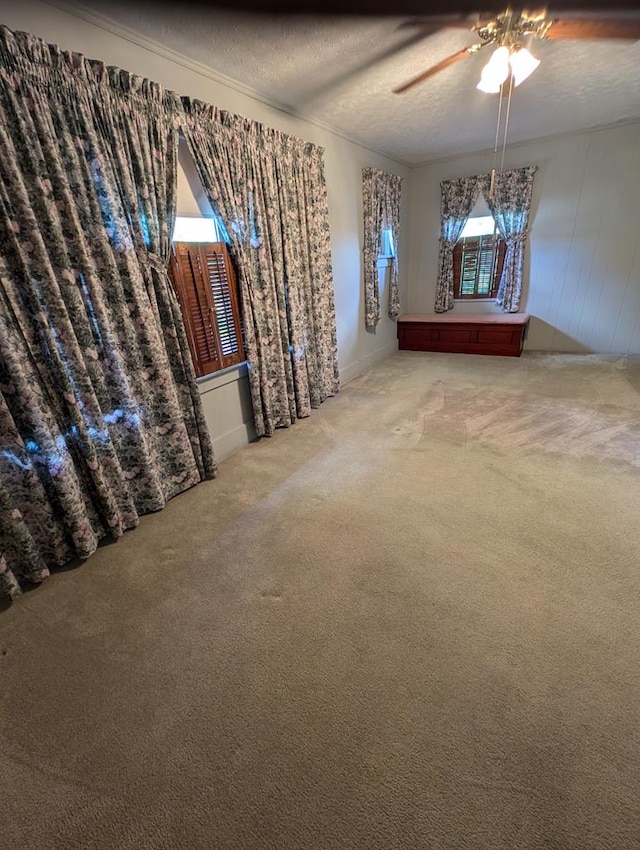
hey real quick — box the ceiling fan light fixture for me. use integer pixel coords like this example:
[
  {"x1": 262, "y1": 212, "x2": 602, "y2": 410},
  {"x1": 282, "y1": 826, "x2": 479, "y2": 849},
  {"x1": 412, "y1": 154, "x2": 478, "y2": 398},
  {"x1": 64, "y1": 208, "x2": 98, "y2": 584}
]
[
  {"x1": 477, "y1": 45, "x2": 510, "y2": 93},
  {"x1": 487, "y1": 45, "x2": 511, "y2": 80},
  {"x1": 477, "y1": 75, "x2": 502, "y2": 94},
  {"x1": 509, "y1": 46, "x2": 541, "y2": 86}
]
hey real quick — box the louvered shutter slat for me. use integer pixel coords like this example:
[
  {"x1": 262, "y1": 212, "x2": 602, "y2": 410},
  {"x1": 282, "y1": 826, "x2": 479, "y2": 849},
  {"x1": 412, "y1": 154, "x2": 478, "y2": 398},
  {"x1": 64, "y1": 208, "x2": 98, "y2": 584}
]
[
  {"x1": 201, "y1": 244, "x2": 245, "y2": 369},
  {"x1": 477, "y1": 238, "x2": 496, "y2": 294},
  {"x1": 169, "y1": 241, "x2": 244, "y2": 376},
  {"x1": 461, "y1": 238, "x2": 479, "y2": 295},
  {"x1": 205, "y1": 252, "x2": 241, "y2": 358},
  {"x1": 169, "y1": 245, "x2": 219, "y2": 377},
  {"x1": 453, "y1": 232, "x2": 506, "y2": 299},
  {"x1": 184, "y1": 276, "x2": 217, "y2": 359}
]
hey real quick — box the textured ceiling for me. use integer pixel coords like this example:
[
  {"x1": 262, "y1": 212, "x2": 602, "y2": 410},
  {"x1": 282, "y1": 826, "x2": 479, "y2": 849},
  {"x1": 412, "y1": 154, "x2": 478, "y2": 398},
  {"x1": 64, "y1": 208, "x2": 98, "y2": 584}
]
[{"x1": 76, "y1": 3, "x2": 640, "y2": 163}]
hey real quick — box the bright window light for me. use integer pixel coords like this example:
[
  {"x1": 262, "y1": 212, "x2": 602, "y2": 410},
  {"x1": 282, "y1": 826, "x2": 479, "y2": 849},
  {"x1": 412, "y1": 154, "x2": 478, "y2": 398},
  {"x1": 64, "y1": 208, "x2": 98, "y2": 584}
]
[
  {"x1": 172, "y1": 216, "x2": 220, "y2": 243},
  {"x1": 380, "y1": 227, "x2": 395, "y2": 257},
  {"x1": 460, "y1": 215, "x2": 497, "y2": 238}
]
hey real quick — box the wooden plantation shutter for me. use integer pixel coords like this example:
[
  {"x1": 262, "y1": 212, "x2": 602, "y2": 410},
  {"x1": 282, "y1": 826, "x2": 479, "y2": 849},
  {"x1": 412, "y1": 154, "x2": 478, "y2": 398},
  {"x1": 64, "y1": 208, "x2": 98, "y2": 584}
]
[
  {"x1": 453, "y1": 235, "x2": 507, "y2": 299},
  {"x1": 169, "y1": 242, "x2": 244, "y2": 377},
  {"x1": 204, "y1": 248, "x2": 243, "y2": 363}
]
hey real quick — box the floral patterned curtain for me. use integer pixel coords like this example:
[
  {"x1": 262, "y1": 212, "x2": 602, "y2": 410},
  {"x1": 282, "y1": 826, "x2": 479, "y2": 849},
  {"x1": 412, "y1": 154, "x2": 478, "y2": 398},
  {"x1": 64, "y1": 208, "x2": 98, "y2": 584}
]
[
  {"x1": 479, "y1": 166, "x2": 537, "y2": 313},
  {"x1": 181, "y1": 102, "x2": 339, "y2": 437},
  {"x1": 0, "y1": 27, "x2": 216, "y2": 601},
  {"x1": 362, "y1": 167, "x2": 403, "y2": 329},
  {"x1": 434, "y1": 177, "x2": 480, "y2": 313}
]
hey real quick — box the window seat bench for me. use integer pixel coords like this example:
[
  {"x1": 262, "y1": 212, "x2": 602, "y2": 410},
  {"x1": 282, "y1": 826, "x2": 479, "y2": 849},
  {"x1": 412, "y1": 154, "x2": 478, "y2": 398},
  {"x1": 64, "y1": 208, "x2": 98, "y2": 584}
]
[{"x1": 397, "y1": 312, "x2": 530, "y2": 357}]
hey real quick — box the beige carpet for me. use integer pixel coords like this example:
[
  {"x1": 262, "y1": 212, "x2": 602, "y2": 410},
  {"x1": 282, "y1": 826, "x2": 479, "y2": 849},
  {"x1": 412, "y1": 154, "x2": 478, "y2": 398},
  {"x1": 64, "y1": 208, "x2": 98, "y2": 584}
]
[{"x1": 2, "y1": 351, "x2": 640, "y2": 850}]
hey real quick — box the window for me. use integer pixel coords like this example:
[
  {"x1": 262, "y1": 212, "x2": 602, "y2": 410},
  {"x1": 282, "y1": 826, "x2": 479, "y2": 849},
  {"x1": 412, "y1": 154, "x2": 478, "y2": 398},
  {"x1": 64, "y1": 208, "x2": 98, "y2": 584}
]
[
  {"x1": 168, "y1": 241, "x2": 244, "y2": 378},
  {"x1": 453, "y1": 217, "x2": 506, "y2": 300},
  {"x1": 172, "y1": 215, "x2": 227, "y2": 243},
  {"x1": 380, "y1": 227, "x2": 395, "y2": 259}
]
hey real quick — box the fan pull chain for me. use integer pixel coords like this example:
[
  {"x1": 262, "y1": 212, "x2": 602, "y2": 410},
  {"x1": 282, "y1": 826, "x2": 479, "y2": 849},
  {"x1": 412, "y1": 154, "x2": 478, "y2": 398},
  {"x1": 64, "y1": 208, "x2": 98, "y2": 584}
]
[
  {"x1": 490, "y1": 71, "x2": 515, "y2": 201},
  {"x1": 489, "y1": 80, "x2": 505, "y2": 200},
  {"x1": 500, "y1": 73, "x2": 515, "y2": 176}
]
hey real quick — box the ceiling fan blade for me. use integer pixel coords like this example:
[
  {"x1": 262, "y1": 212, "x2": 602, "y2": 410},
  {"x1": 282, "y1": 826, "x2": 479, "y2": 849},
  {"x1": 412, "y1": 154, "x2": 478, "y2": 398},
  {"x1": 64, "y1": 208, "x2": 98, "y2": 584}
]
[
  {"x1": 344, "y1": 28, "x2": 447, "y2": 76},
  {"x1": 546, "y1": 18, "x2": 640, "y2": 40},
  {"x1": 288, "y1": 28, "x2": 442, "y2": 108},
  {"x1": 397, "y1": 15, "x2": 479, "y2": 31},
  {"x1": 393, "y1": 46, "x2": 478, "y2": 94}
]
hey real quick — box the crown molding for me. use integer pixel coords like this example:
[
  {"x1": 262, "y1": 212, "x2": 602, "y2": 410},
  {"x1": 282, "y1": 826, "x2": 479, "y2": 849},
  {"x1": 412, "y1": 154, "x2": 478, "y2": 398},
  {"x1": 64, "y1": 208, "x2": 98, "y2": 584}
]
[
  {"x1": 410, "y1": 115, "x2": 640, "y2": 169},
  {"x1": 42, "y1": 0, "x2": 412, "y2": 168}
]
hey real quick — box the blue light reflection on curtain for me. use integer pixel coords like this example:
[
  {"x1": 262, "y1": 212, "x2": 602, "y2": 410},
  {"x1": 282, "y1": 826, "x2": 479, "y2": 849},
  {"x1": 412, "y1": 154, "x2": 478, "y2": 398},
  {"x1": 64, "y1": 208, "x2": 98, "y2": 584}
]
[{"x1": 0, "y1": 24, "x2": 216, "y2": 601}]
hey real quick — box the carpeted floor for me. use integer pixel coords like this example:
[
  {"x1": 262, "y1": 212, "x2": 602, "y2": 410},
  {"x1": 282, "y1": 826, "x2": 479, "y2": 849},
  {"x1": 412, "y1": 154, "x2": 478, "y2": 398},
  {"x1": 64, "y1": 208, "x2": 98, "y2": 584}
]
[{"x1": 2, "y1": 351, "x2": 640, "y2": 850}]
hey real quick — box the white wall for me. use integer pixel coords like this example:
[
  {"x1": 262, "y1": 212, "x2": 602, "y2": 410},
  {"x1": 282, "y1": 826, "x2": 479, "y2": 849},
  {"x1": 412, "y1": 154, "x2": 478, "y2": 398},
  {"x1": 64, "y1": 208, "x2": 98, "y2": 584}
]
[
  {"x1": 176, "y1": 148, "x2": 205, "y2": 217},
  {"x1": 408, "y1": 121, "x2": 640, "y2": 353},
  {"x1": 2, "y1": 0, "x2": 410, "y2": 458}
]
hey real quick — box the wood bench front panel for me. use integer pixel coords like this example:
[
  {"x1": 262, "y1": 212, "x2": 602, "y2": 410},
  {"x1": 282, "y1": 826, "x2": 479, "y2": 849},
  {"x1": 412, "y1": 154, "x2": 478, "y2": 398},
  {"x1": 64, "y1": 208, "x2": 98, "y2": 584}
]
[{"x1": 397, "y1": 319, "x2": 528, "y2": 357}]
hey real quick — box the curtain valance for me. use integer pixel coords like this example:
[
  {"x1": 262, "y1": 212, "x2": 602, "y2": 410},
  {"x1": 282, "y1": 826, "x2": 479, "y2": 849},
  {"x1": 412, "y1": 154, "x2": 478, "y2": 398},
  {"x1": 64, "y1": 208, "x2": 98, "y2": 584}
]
[
  {"x1": 182, "y1": 98, "x2": 326, "y2": 158},
  {"x1": 0, "y1": 27, "x2": 330, "y2": 166},
  {"x1": 0, "y1": 26, "x2": 183, "y2": 114}
]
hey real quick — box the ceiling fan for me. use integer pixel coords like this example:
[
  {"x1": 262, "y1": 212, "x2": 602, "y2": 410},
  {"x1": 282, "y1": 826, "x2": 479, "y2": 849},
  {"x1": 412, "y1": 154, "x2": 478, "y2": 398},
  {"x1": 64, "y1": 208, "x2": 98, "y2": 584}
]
[{"x1": 393, "y1": 8, "x2": 640, "y2": 94}]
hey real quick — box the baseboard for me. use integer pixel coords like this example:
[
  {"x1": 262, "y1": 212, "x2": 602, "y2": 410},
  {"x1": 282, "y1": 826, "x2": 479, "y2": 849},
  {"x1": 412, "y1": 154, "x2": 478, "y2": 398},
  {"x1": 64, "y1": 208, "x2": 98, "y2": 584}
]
[
  {"x1": 213, "y1": 421, "x2": 256, "y2": 462},
  {"x1": 339, "y1": 339, "x2": 398, "y2": 386}
]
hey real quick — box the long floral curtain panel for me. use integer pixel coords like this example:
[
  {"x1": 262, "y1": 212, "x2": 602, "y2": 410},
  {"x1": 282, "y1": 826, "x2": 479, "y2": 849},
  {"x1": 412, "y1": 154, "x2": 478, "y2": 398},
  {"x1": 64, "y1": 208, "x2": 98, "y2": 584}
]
[
  {"x1": 0, "y1": 24, "x2": 344, "y2": 600},
  {"x1": 362, "y1": 167, "x2": 403, "y2": 329},
  {"x1": 0, "y1": 27, "x2": 216, "y2": 601},
  {"x1": 182, "y1": 103, "x2": 340, "y2": 437},
  {"x1": 433, "y1": 176, "x2": 480, "y2": 313},
  {"x1": 478, "y1": 166, "x2": 538, "y2": 313}
]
